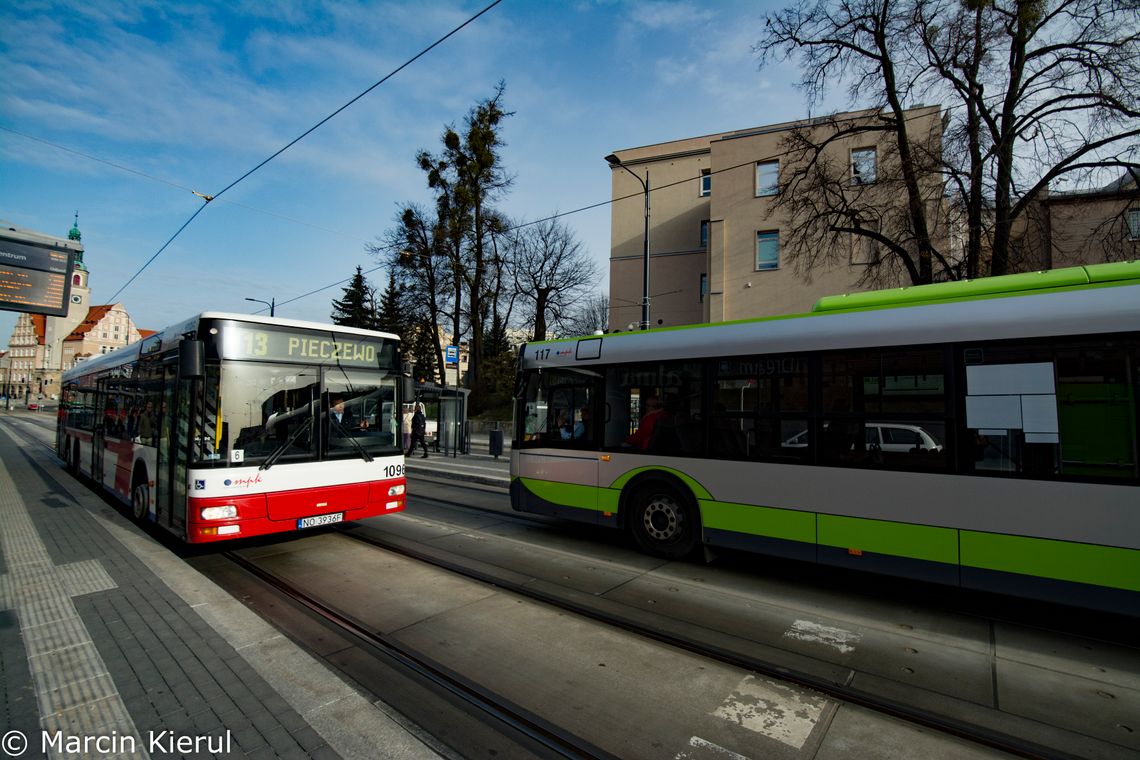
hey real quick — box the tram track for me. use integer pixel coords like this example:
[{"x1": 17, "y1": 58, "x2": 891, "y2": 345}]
[
  {"x1": 218, "y1": 548, "x2": 617, "y2": 760},
  {"x1": 335, "y1": 520, "x2": 1078, "y2": 760}
]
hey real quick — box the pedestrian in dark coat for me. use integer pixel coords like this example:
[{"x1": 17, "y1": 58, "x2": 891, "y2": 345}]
[{"x1": 408, "y1": 403, "x2": 428, "y2": 458}]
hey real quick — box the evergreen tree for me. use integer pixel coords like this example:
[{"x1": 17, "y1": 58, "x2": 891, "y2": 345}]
[
  {"x1": 330, "y1": 266, "x2": 377, "y2": 329},
  {"x1": 376, "y1": 271, "x2": 405, "y2": 336},
  {"x1": 408, "y1": 325, "x2": 438, "y2": 384}
]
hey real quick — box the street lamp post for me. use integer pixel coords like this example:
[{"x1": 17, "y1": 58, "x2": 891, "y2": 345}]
[
  {"x1": 245, "y1": 297, "x2": 275, "y2": 316},
  {"x1": 605, "y1": 154, "x2": 651, "y2": 330}
]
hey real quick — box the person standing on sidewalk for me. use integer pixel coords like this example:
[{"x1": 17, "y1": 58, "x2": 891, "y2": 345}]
[
  {"x1": 408, "y1": 402, "x2": 429, "y2": 458},
  {"x1": 401, "y1": 406, "x2": 413, "y2": 452}
]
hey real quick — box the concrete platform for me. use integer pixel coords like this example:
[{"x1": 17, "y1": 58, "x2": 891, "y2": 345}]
[
  {"x1": 0, "y1": 414, "x2": 439, "y2": 760},
  {"x1": 404, "y1": 446, "x2": 510, "y2": 489}
]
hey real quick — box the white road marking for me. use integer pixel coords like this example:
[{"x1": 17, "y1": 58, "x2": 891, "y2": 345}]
[
  {"x1": 784, "y1": 618, "x2": 862, "y2": 654},
  {"x1": 674, "y1": 735, "x2": 752, "y2": 759},
  {"x1": 712, "y1": 675, "x2": 825, "y2": 749}
]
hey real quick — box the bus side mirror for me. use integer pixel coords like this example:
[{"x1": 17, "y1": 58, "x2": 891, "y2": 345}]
[{"x1": 180, "y1": 339, "x2": 205, "y2": 379}]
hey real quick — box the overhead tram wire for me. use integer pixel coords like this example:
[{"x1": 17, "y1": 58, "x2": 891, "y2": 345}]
[
  {"x1": 261, "y1": 104, "x2": 967, "y2": 312},
  {"x1": 104, "y1": 0, "x2": 503, "y2": 306},
  {"x1": 2, "y1": 128, "x2": 379, "y2": 246},
  {"x1": 11, "y1": 93, "x2": 976, "y2": 313},
  {"x1": 0, "y1": 126, "x2": 197, "y2": 195},
  {"x1": 62, "y1": 95, "x2": 971, "y2": 312}
]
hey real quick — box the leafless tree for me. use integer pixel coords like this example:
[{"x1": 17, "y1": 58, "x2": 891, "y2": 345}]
[
  {"x1": 511, "y1": 218, "x2": 599, "y2": 341},
  {"x1": 371, "y1": 204, "x2": 453, "y2": 383},
  {"x1": 758, "y1": 0, "x2": 1140, "y2": 280},
  {"x1": 768, "y1": 109, "x2": 955, "y2": 287},
  {"x1": 564, "y1": 293, "x2": 610, "y2": 337},
  {"x1": 918, "y1": 0, "x2": 1140, "y2": 275}
]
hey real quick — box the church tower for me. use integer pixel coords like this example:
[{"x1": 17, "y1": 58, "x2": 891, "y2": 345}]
[{"x1": 67, "y1": 212, "x2": 90, "y2": 315}]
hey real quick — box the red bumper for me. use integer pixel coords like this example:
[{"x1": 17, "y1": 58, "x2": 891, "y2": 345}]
[{"x1": 185, "y1": 478, "x2": 406, "y2": 543}]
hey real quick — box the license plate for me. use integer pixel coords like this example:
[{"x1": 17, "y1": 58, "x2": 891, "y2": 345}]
[{"x1": 297, "y1": 512, "x2": 344, "y2": 529}]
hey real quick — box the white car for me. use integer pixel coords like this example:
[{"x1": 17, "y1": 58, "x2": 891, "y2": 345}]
[
  {"x1": 784, "y1": 423, "x2": 943, "y2": 452},
  {"x1": 865, "y1": 423, "x2": 943, "y2": 452}
]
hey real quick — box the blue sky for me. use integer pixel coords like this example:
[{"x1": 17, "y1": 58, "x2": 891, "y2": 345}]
[{"x1": 1, "y1": 0, "x2": 807, "y2": 342}]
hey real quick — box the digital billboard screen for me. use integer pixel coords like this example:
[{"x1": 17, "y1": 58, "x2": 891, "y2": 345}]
[{"x1": 0, "y1": 238, "x2": 75, "y2": 317}]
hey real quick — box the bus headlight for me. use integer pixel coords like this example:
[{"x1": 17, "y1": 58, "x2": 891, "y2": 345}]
[
  {"x1": 201, "y1": 505, "x2": 238, "y2": 520},
  {"x1": 388, "y1": 484, "x2": 405, "y2": 496}
]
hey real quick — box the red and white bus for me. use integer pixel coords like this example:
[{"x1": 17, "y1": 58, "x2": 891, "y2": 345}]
[{"x1": 57, "y1": 312, "x2": 407, "y2": 542}]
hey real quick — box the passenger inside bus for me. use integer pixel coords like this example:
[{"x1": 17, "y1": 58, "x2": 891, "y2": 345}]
[
  {"x1": 572, "y1": 406, "x2": 590, "y2": 440},
  {"x1": 625, "y1": 395, "x2": 666, "y2": 450},
  {"x1": 556, "y1": 409, "x2": 572, "y2": 440}
]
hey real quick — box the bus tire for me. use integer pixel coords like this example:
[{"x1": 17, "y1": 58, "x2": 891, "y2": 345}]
[
  {"x1": 628, "y1": 478, "x2": 699, "y2": 560},
  {"x1": 131, "y1": 469, "x2": 149, "y2": 523}
]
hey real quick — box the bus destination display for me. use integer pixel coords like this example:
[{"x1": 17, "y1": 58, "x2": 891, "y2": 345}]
[
  {"x1": 0, "y1": 239, "x2": 75, "y2": 317},
  {"x1": 218, "y1": 321, "x2": 393, "y2": 368}
]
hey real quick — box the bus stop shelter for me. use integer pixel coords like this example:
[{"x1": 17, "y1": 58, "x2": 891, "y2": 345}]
[{"x1": 411, "y1": 382, "x2": 471, "y2": 456}]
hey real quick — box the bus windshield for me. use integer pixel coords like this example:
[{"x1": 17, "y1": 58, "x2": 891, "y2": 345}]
[{"x1": 193, "y1": 362, "x2": 400, "y2": 467}]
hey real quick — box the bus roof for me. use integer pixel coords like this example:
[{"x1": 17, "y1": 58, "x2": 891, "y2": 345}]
[
  {"x1": 811, "y1": 260, "x2": 1140, "y2": 312},
  {"x1": 518, "y1": 261, "x2": 1140, "y2": 370},
  {"x1": 195, "y1": 312, "x2": 399, "y2": 342},
  {"x1": 62, "y1": 312, "x2": 399, "y2": 381}
]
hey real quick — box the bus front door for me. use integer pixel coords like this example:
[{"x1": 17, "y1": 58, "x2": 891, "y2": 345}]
[
  {"x1": 155, "y1": 363, "x2": 192, "y2": 536},
  {"x1": 170, "y1": 377, "x2": 192, "y2": 532},
  {"x1": 514, "y1": 451, "x2": 599, "y2": 523},
  {"x1": 92, "y1": 378, "x2": 110, "y2": 488}
]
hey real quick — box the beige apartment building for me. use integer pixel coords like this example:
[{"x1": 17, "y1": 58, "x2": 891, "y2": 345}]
[
  {"x1": 1017, "y1": 171, "x2": 1140, "y2": 271},
  {"x1": 606, "y1": 106, "x2": 946, "y2": 329}
]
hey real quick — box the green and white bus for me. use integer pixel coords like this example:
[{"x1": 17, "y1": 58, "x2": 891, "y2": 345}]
[{"x1": 510, "y1": 262, "x2": 1140, "y2": 614}]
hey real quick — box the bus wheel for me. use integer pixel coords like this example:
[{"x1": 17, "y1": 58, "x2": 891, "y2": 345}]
[
  {"x1": 629, "y1": 480, "x2": 698, "y2": 559},
  {"x1": 131, "y1": 476, "x2": 149, "y2": 522}
]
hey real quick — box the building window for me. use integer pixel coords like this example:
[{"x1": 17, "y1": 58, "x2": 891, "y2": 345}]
[
  {"x1": 756, "y1": 231, "x2": 780, "y2": 270},
  {"x1": 755, "y1": 161, "x2": 779, "y2": 197},
  {"x1": 851, "y1": 147, "x2": 877, "y2": 185},
  {"x1": 700, "y1": 220, "x2": 709, "y2": 249},
  {"x1": 699, "y1": 168, "x2": 711, "y2": 197},
  {"x1": 1128, "y1": 208, "x2": 1140, "y2": 241},
  {"x1": 700, "y1": 273, "x2": 708, "y2": 303}
]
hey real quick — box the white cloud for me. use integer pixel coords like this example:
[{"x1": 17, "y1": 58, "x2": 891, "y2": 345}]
[{"x1": 625, "y1": 0, "x2": 714, "y2": 31}]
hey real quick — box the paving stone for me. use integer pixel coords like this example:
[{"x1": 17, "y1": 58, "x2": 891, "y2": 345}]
[{"x1": 1, "y1": 423, "x2": 442, "y2": 760}]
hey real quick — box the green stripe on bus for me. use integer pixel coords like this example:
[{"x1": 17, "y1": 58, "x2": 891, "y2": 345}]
[
  {"x1": 606, "y1": 466, "x2": 714, "y2": 500},
  {"x1": 700, "y1": 500, "x2": 815, "y2": 544},
  {"x1": 520, "y1": 478, "x2": 599, "y2": 512},
  {"x1": 818, "y1": 515, "x2": 959, "y2": 564},
  {"x1": 599, "y1": 489, "x2": 621, "y2": 514},
  {"x1": 961, "y1": 531, "x2": 1140, "y2": 592}
]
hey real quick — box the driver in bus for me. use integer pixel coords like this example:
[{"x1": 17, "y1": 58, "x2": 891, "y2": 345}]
[{"x1": 331, "y1": 396, "x2": 367, "y2": 431}]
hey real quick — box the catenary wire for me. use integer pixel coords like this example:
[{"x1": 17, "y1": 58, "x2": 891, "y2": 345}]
[
  {"x1": 0, "y1": 127, "x2": 375, "y2": 245},
  {"x1": 13, "y1": 94, "x2": 1003, "y2": 312},
  {"x1": 103, "y1": 0, "x2": 503, "y2": 305}
]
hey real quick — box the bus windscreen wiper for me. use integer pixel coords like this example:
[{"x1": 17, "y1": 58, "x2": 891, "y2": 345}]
[
  {"x1": 328, "y1": 414, "x2": 373, "y2": 463},
  {"x1": 260, "y1": 403, "x2": 315, "y2": 471}
]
